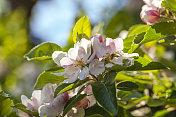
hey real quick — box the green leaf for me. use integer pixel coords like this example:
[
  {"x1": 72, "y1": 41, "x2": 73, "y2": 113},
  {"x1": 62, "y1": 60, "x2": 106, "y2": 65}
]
[
  {"x1": 91, "y1": 82, "x2": 118, "y2": 116},
  {"x1": 63, "y1": 94, "x2": 87, "y2": 116},
  {"x1": 117, "y1": 81, "x2": 138, "y2": 91},
  {"x1": 73, "y1": 16, "x2": 91, "y2": 43},
  {"x1": 116, "y1": 72, "x2": 152, "y2": 84},
  {"x1": 128, "y1": 24, "x2": 150, "y2": 36},
  {"x1": 85, "y1": 104, "x2": 113, "y2": 117},
  {"x1": 117, "y1": 90, "x2": 142, "y2": 101},
  {"x1": 54, "y1": 78, "x2": 89, "y2": 97},
  {"x1": 88, "y1": 114, "x2": 103, "y2": 117},
  {"x1": 13, "y1": 103, "x2": 38, "y2": 116},
  {"x1": 162, "y1": 0, "x2": 176, "y2": 11},
  {"x1": 152, "y1": 22, "x2": 176, "y2": 35},
  {"x1": 34, "y1": 68, "x2": 66, "y2": 89},
  {"x1": 147, "y1": 98, "x2": 166, "y2": 107},
  {"x1": 54, "y1": 83, "x2": 71, "y2": 98},
  {"x1": 24, "y1": 42, "x2": 61, "y2": 61},
  {"x1": 103, "y1": 71, "x2": 117, "y2": 113},
  {"x1": 154, "y1": 110, "x2": 172, "y2": 117},
  {"x1": 0, "y1": 91, "x2": 10, "y2": 102},
  {"x1": 117, "y1": 106, "x2": 134, "y2": 117},
  {"x1": 0, "y1": 91, "x2": 14, "y2": 116}
]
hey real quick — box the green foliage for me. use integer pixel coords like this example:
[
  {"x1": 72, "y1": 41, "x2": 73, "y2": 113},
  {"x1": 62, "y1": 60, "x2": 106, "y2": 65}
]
[
  {"x1": 63, "y1": 94, "x2": 87, "y2": 116},
  {"x1": 147, "y1": 98, "x2": 166, "y2": 107},
  {"x1": 117, "y1": 90, "x2": 142, "y2": 101},
  {"x1": 91, "y1": 82, "x2": 117, "y2": 116},
  {"x1": 85, "y1": 104, "x2": 113, "y2": 117},
  {"x1": 162, "y1": 0, "x2": 176, "y2": 11},
  {"x1": 34, "y1": 68, "x2": 66, "y2": 89},
  {"x1": 73, "y1": 16, "x2": 91, "y2": 43},
  {"x1": 25, "y1": 42, "x2": 62, "y2": 61},
  {"x1": 54, "y1": 78, "x2": 89, "y2": 97},
  {"x1": 13, "y1": 103, "x2": 39, "y2": 116},
  {"x1": 117, "y1": 81, "x2": 139, "y2": 91}
]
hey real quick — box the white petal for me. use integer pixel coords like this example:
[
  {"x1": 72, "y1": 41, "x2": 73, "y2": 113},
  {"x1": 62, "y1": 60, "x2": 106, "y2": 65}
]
[
  {"x1": 79, "y1": 67, "x2": 89, "y2": 80},
  {"x1": 63, "y1": 71, "x2": 80, "y2": 83},
  {"x1": 41, "y1": 83, "x2": 54, "y2": 104},
  {"x1": 113, "y1": 38, "x2": 124, "y2": 52},
  {"x1": 105, "y1": 63, "x2": 114, "y2": 68},
  {"x1": 21, "y1": 95, "x2": 30, "y2": 107},
  {"x1": 38, "y1": 104, "x2": 59, "y2": 117},
  {"x1": 68, "y1": 48, "x2": 78, "y2": 60},
  {"x1": 80, "y1": 38, "x2": 91, "y2": 61},
  {"x1": 111, "y1": 57, "x2": 124, "y2": 66},
  {"x1": 52, "y1": 51, "x2": 67, "y2": 66},
  {"x1": 89, "y1": 59, "x2": 105, "y2": 75},
  {"x1": 60, "y1": 57, "x2": 74, "y2": 67},
  {"x1": 32, "y1": 90, "x2": 41, "y2": 103},
  {"x1": 92, "y1": 37, "x2": 106, "y2": 58}
]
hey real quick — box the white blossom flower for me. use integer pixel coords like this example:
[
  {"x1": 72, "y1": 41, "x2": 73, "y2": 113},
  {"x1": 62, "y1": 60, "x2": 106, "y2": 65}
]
[{"x1": 52, "y1": 38, "x2": 93, "y2": 83}]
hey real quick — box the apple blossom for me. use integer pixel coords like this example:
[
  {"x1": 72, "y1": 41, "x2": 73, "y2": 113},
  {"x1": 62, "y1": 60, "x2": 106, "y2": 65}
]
[
  {"x1": 20, "y1": 83, "x2": 69, "y2": 117},
  {"x1": 140, "y1": 5, "x2": 160, "y2": 25},
  {"x1": 52, "y1": 38, "x2": 93, "y2": 83}
]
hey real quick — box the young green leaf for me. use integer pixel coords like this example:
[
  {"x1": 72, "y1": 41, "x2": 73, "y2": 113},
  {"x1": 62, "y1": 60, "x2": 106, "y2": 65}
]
[
  {"x1": 117, "y1": 81, "x2": 138, "y2": 91},
  {"x1": 24, "y1": 42, "x2": 61, "y2": 61},
  {"x1": 73, "y1": 16, "x2": 91, "y2": 43},
  {"x1": 63, "y1": 94, "x2": 87, "y2": 116},
  {"x1": 34, "y1": 68, "x2": 66, "y2": 89},
  {"x1": 147, "y1": 98, "x2": 166, "y2": 107},
  {"x1": 91, "y1": 82, "x2": 118, "y2": 116}
]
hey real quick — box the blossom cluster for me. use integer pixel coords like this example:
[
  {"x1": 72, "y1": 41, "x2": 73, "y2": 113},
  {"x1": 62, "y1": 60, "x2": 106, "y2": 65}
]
[
  {"x1": 52, "y1": 34, "x2": 138, "y2": 83},
  {"x1": 140, "y1": 0, "x2": 164, "y2": 25},
  {"x1": 20, "y1": 34, "x2": 138, "y2": 117},
  {"x1": 19, "y1": 83, "x2": 95, "y2": 117}
]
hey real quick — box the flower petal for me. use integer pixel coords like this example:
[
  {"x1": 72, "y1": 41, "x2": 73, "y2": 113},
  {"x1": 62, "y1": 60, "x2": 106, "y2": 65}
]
[
  {"x1": 41, "y1": 83, "x2": 54, "y2": 104},
  {"x1": 68, "y1": 48, "x2": 78, "y2": 60},
  {"x1": 52, "y1": 51, "x2": 67, "y2": 66},
  {"x1": 89, "y1": 59, "x2": 105, "y2": 75},
  {"x1": 92, "y1": 37, "x2": 106, "y2": 58},
  {"x1": 38, "y1": 104, "x2": 59, "y2": 117},
  {"x1": 113, "y1": 38, "x2": 124, "y2": 52},
  {"x1": 60, "y1": 57, "x2": 74, "y2": 67},
  {"x1": 79, "y1": 67, "x2": 89, "y2": 80}
]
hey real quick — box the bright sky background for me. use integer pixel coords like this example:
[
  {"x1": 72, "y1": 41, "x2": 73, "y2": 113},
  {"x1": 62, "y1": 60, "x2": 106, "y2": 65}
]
[{"x1": 30, "y1": 0, "x2": 128, "y2": 47}]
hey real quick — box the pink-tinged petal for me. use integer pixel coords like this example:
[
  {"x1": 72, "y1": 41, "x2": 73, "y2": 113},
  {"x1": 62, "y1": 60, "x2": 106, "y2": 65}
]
[
  {"x1": 140, "y1": 5, "x2": 159, "y2": 25},
  {"x1": 92, "y1": 37, "x2": 106, "y2": 58},
  {"x1": 51, "y1": 92, "x2": 69, "y2": 114},
  {"x1": 95, "y1": 34, "x2": 103, "y2": 43},
  {"x1": 113, "y1": 38, "x2": 124, "y2": 52},
  {"x1": 68, "y1": 48, "x2": 78, "y2": 60},
  {"x1": 103, "y1": 38, "x2": 114, "y2": 54},
  {"x1": 75, "y1": 97, "x2": 89, "y2": 109},
  {"x1": 77, "y1": 46, "x2": 86, "y2": 61},
  {"x1": 52, "y1": 51, "x2": 67, "y2": 66},
  {"x1": 32, "y1": 90, "x2": 41, "y2": 104},
  {"x1": 79, "y1": 67, "x2": 89, "y2": 80},
  {"x1": 80, "y1": 38, "x2": 92, "y2": 62},
  {"x1": 60, "y1": 57, "x2": 74, "y2": 67},
  {"x1": 63, "y1": 66, "x2": 81, "y2": 83},
  {"x1": 143, "y1": 0, "x2": 153, "y2": 6},
  {"x1": 87, "y1": 51, "x2": 96, "y2": 63},
  {"x1": 41, "y1": 83, "x2": 54, "y2": 104},
  {"x1": 87, "y1": 95, "x2": 96, "y2": 107},
  {"x1": 89, "y1": 59, "x2": 105, "y2": 75}
]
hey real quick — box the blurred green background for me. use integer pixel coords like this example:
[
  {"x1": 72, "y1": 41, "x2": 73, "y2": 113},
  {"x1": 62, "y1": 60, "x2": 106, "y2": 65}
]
[{"x1": 0, "y1": 0, "x2": 144, "y2": 103}]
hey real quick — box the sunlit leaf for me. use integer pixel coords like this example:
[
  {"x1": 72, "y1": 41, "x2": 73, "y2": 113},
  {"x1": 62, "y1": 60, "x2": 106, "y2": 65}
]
[
  {"x1": 24, "y1": 42, "x2": 61, "y2": 61},
  {"x1": 73, "y1": 16, "x2": 91, "y2": 43},
  {"x1": 162, "y1": 0, "x2": 176, "y2": 11},
  {"x1": 34, "y1": 68, "x2": 66, "y2": 89}
]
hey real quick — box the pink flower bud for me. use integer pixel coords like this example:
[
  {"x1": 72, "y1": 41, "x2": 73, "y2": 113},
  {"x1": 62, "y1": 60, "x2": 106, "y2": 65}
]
[{"x1": 140, "y1": 5, "x2": 159, "y2": 25}]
